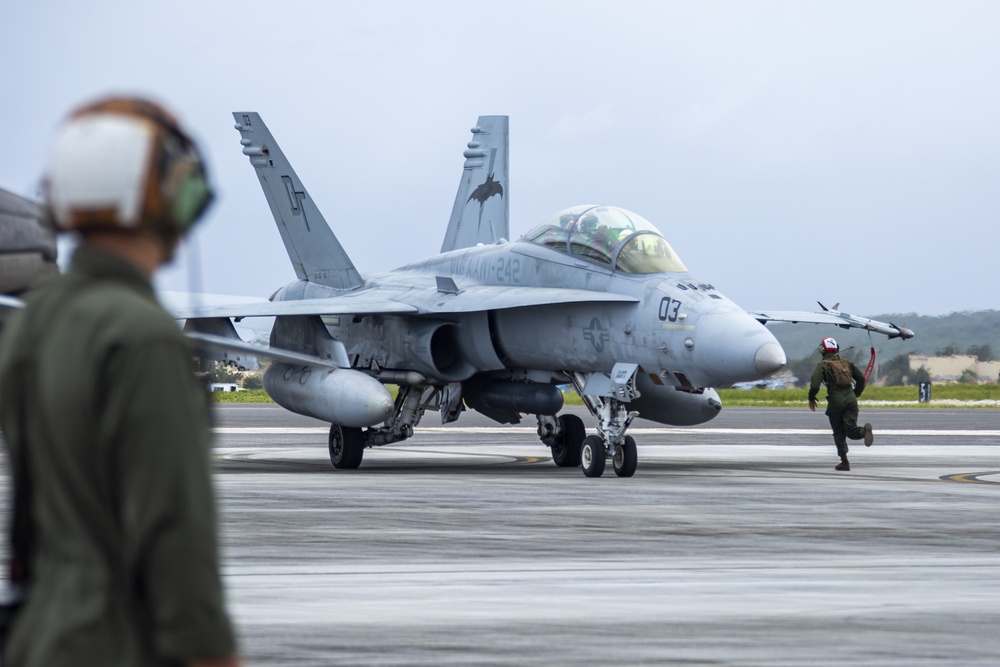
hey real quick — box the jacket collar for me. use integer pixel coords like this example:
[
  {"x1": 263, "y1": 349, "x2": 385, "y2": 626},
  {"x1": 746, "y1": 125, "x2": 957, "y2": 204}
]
[{"x1": 68, "y1": 245, "x2": 156, "y2": 299}]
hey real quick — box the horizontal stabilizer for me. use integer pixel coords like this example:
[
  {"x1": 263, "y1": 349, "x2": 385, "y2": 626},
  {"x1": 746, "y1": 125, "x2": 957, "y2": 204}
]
[
  {"x1": 183, "y1": 317, "x2": 259, "y2": 370},
  {"x1": 170, "y1": 294, "x2": 418, "y2": 319}
]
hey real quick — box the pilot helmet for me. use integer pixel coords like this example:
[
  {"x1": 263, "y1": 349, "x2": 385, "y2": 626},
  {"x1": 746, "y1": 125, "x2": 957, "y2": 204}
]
[
  {"x1": 578, "y1": 214, "x2": 599, "y2": 232},
  {"x1": 820, "y1": 337, "x2": 839, "y2": 353},
  {"x1": 43, "y1": 95, "x2": 214, "y2": 246}
]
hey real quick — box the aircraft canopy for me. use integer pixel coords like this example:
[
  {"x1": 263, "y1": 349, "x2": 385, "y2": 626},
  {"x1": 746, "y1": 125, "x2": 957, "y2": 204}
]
[{"x1": 522, "y1": 205, "x2": 687, "y2": 274}]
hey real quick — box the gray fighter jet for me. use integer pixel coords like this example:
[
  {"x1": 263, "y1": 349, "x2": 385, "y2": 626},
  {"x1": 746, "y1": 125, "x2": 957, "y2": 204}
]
[
  {"x1": 0, "y1": 187, "x2": 58, "y2": 298},
  {"x1": 177, "y1": 113, "x2": 912, "y2": 478}
]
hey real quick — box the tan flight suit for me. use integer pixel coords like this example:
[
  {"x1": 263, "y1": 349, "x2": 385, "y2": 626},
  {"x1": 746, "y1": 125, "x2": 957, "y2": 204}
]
[{"x1": 0, "y1": 246, "x2": 236, "y2": 666}]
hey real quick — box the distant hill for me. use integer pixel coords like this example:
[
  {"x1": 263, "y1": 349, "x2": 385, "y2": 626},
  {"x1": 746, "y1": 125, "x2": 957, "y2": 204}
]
[{"x1": 765, "y1": 310, "x2": 1000, "y2": 365}]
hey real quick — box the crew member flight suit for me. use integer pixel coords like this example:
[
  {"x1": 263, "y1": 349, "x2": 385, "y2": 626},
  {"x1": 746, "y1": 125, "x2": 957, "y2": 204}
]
[
  {"x1": 808, "y1": 351, "x2": 868, "y2": 468},
  {"x1": 0, "y1": 246, "x2": 236, "y2": 666}
]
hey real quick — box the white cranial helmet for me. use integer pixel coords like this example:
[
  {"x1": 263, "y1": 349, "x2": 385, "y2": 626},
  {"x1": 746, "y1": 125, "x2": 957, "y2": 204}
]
[{"x1": 44, "y1": 96, "x2": 213, "y2": 244}]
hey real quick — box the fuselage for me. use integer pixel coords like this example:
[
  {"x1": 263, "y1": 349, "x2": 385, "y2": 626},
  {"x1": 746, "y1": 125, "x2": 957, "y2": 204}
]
[{"x1": 268, "y1": 206, "x2": 787, "y2": 427}]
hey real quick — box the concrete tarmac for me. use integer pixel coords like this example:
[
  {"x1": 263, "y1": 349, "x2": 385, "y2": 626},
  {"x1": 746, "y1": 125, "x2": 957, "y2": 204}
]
[{"x1": 209, "y1": 404, "x2": 1000, "y2": 666}]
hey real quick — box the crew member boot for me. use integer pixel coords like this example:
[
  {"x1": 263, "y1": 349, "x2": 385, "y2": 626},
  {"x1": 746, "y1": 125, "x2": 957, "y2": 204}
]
[
  {"x1": 835, "y1": 458, "x2": 851, "y2": 471},
  {"x1": 863, "y1": 423, "x2": 874, "y2": 447}
]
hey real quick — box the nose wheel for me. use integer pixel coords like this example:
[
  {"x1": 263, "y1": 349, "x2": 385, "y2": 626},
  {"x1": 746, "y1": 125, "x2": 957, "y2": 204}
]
[
  {"x1": 612, "y1": 435, "x2": 637, "y2": 477},
  {"x1": 581, "y1": 436, "x2": 606, "y2": 477},
  {"x1": 582, "y1": 434, "x2": 637, "y2": 478}
]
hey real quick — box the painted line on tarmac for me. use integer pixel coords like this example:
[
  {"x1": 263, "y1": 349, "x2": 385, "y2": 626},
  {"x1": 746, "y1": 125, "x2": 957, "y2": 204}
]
[
  {"x1": 940, "y1": 471, "x2": 1000, "y2": 485},
  {"x1": 214, "y1": 427, "x2": 1000, "y2": 437}
]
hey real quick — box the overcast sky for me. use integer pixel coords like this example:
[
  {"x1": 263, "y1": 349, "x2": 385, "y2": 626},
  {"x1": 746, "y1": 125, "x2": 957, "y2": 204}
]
[{"x1": 3, "y1": 1, "x2": 997, "y2": 317}]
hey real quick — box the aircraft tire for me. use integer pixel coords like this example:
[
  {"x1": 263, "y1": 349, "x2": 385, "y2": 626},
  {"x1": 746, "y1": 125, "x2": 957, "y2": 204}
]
[
  {"x1": 613, "y1": 435, "x2": 638, "y2": 478},
  {"x1": 581, "y1": 435, "x2": 606, "y2": 478},
  {"x1": 329, "y1": 424, "x2": 364, "y2": 469},
  {"x1": 551, "y1": 414, "x2": 585, "y2": 467}
]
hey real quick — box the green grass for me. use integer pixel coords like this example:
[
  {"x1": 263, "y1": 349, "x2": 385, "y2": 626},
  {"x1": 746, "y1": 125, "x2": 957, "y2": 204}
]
[
  {"x1": 209, "y1": 389, "x2": 274, "y2": 403},
  {"x1": 210, "y1": 384, "x2": 1000, "y2": 408},
  {"x1": 717, "y1": 384, "x2": 1000, "y2": 407}
]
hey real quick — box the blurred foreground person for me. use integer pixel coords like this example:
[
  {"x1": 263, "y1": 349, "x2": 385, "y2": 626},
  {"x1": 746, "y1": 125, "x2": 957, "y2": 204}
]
[
  {"x1": 807, "y1": 337, "x2": 874, "y2": 471},
  {"x1": 0, "y1": 97, "x2": 239, "y2": 667}
]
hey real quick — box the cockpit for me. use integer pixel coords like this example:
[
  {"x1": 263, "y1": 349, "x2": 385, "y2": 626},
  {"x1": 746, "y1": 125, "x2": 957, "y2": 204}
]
[{"x1": 522, "y1": 205, "x2": 687, "y2": 274}]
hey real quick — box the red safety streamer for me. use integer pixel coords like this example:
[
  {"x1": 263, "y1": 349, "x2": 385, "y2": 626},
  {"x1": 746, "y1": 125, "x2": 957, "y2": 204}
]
[{"x1": 864, "y1": 342, "x2": 876, "y2": 382}]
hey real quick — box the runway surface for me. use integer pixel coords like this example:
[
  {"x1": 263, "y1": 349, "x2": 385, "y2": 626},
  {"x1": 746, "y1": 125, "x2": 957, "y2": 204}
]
[{"x1": 208, "y1": 404, "x2": 1000, "y2": 666}]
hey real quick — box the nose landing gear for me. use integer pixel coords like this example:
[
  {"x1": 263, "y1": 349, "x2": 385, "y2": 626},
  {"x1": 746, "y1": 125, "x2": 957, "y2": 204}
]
[{"x1": 572, "y1": 364, "x2": 641, "y2": 478}]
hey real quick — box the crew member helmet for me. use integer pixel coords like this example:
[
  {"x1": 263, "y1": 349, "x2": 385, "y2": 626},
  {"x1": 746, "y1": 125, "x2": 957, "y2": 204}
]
[
  {"x1": 820, "y1": 337, "x2": 839, "y2": 353},
  {"x1": 43, "y1": 95, "x2": 213, "y2": 244}
]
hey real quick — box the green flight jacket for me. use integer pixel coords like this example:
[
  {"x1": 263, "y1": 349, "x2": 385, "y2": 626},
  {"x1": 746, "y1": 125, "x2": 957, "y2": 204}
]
[
  {"x1": 0, "y1": 246, "x2": 235, "y2": 666},
  {"x1": 808, "y1": 351, "x2": 866, "y2": 409}
]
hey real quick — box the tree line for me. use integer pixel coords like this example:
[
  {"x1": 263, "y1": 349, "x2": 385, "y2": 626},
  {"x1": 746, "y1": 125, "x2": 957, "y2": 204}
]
[{"x1": 784, "y1": 343, "x2": 994, "y2": 388}]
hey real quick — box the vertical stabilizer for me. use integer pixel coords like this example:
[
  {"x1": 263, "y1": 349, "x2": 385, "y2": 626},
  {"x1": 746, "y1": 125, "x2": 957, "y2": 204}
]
[
  {"x1": 233, "y1": 112, "x2": 363, "y2": 290},
  {"x1": 440, "y1": 116, "x2": 509, "y2": 253}
]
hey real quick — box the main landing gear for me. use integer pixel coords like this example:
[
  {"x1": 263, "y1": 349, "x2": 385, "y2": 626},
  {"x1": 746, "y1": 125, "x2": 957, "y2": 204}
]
[
  {"x1": 329, "y1": 424, "x2": 364, "y2": 469},
  {"x1": 538, "y1": 413, "x2": 586, "y2": 468},
  {"x1": 327, "y1": 383, "x2": 444, "y2": 469}
]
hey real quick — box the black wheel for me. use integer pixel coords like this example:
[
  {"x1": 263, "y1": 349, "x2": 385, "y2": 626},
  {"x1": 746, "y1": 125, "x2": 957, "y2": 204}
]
[
  {"x1": 581, "y1": 435, "x2": 606, "y2": 478},
  {"x1": 329, "y1": 425, "x2": 364, "y2": 469},
  {"x1": 551, "y1": 414, "x2": 585, "y2": 467},
  {"x1": 613, "y1": 435, "x2": 637, "y2": 478}
]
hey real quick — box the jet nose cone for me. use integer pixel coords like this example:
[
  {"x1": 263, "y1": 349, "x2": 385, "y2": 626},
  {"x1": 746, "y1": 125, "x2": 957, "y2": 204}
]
[
  {"x1": 755, "y1": 341, "x2": 786, "y2": 376},
  {"x1": 691, "y1": 310, "x2": 786, "y2": 386}
]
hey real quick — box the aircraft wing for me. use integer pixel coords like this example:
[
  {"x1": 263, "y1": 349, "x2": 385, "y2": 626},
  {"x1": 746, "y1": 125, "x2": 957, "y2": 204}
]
[
  {"x1": 749, "y1": 305, "x2": 914, "y2": 340},
  {"x1": 171, "y1": 285, "x2": 636, "y2": 320},
  {"x1": 0, "y1": 291, "x2": 344, "y2": 368},
  {"x1": 412, "y1": 285, "x2": 638, "y2": 314},
  {"x1": 0, "y1": 294, "x2": 25, "y2": 309}
]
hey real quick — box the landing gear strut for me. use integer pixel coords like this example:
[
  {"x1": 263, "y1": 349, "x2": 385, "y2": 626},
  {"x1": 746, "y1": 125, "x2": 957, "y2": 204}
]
[
  {"x1": 326, "y1": 383, "x2": 457, "y2": 470},
  {"x1": 571, "y1": 364, "x2": 641, "y2": 478}
]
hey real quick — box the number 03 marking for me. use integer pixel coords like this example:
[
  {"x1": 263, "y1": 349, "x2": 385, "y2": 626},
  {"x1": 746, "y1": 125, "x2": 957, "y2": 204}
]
[{"x1": 658, "y1": 297, "x2": 681, "y2": 322}]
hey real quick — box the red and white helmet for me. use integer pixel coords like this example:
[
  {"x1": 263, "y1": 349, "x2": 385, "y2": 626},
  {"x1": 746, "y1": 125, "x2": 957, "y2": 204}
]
[{"x1": 820, "y1": 337, "x2": 839, "y2": 353}]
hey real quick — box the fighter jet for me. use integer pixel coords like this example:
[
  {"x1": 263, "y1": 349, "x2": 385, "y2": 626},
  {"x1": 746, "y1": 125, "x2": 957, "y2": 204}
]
[{"x1": 175, "y1": 112, "x2": 913, "y2": 478}]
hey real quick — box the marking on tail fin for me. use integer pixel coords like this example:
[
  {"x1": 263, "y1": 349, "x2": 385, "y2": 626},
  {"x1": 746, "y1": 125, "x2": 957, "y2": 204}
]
[
  {"x1": 282, "y1": 176, "x2": 310, "y2": 231},
  {"x1": 468, "y1": 167, "x2": 504, "y2": 205}
]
